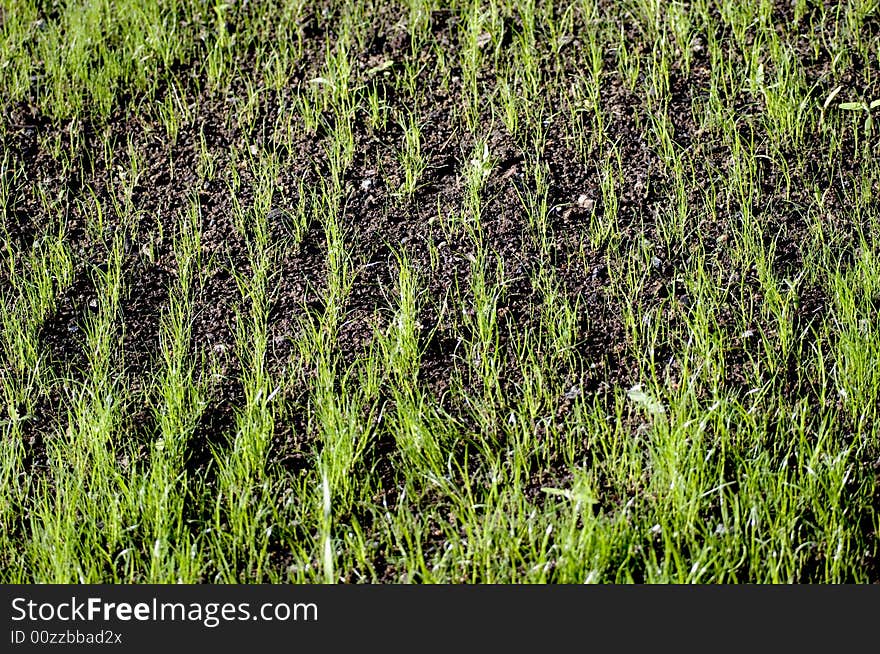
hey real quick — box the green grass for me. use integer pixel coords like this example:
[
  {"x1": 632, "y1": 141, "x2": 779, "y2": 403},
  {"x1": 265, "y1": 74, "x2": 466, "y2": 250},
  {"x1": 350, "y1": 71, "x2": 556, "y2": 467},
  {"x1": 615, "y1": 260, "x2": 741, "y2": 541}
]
[{"x1": 1, "y1": 0, "x2": 879, "y2": 583}]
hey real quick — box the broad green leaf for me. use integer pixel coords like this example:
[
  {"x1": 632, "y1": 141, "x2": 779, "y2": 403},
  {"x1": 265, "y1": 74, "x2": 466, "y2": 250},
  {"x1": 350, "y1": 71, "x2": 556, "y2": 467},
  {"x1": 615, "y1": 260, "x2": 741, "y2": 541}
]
[
  {"x1": 366, "y1": 59, "x2": 394, "y2": 76},
  {"x1": 823, "y1": 85, "x2": 842, "y2": 110},
  {"x1": 627, "y1": 384, "x2": 665, "y2": 417}
]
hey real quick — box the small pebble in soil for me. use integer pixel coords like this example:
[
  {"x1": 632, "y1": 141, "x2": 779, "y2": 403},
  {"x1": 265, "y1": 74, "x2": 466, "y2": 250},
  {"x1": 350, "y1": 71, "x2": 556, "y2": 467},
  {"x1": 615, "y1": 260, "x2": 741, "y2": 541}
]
[{"x1": 577, "y1": 194, "x2": 595, "y2": 211}]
